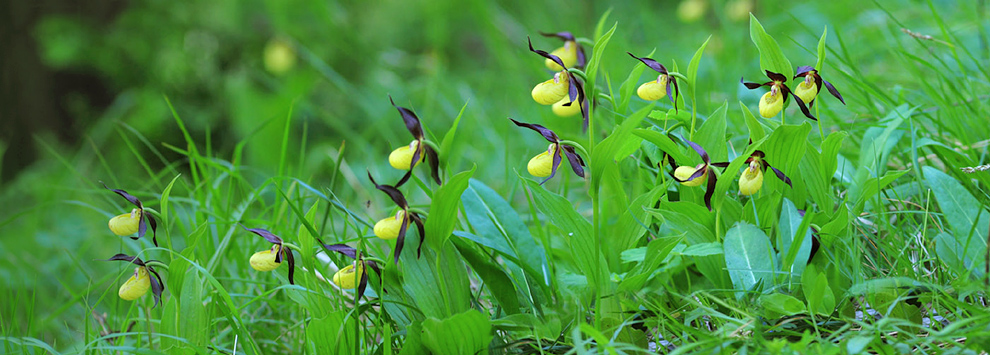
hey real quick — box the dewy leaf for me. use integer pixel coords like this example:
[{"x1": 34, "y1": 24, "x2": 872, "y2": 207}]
[
  {"x1": 425, "y1": 165, "x2": 476, "y2": 250},
  {"x1": 585, "y1": 21, "x2": 617, "y2": 96},
  {"x1": 439, "y1": 100, "x2": 469, "y2": 170},
  {"x1": 749, "y1": 14, "x2": 794, "y2": 80},
  {"x1": 816, "y1": 26, "x2": 828, "y2": 71},
  {"x1": 724, "y1": 221, "x2": 776, "y2": 297}
]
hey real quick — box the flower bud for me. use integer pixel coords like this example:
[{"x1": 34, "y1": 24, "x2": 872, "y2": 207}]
[
  {"x1": 332, "y1": 263, "x2": 364, "y2": 289},
  {"x1": 118, "y1": 266, "x2": 151, "y2": 301},
  {"x1": 531, "y1": 72, "x2": 570, "y2": 105},
  {"x1": 528, "y1": 144, "x2": 561, "y2": 177},
  {"x1": 637, "y1": 75, "x2": 668, "y2": 101},
  {"x1": 250, "y1": 246, "x2": 282, "y2": 272},
  {"x1": 552, "y1": 97, "x2": 582, "y2": 117},
  {"x1": 725, "y1": 0, "x2": 753, "y2": 22},
  {"x1": 758, "y1": 88, "x2": 784, "y2": 118},
  {"x1": 109, "y1": 209, "x2": 142, "y2": 236},
  {"x1": 374, "y1": 211, "x2": 405, "y2": 240},
  {"x1": 388, "y1": 141, "x2": 425, "y2": 170},
  {"x1": 674, "y1": 165, "x2": 706, "y2": 187},
  {"x1": 793, "y1": 78, "x2": 818, "y2": 107},
  {"x1": 738, "y1": 161, "x2": 764, "y2": 196},
  {"x1": 545, "y1": 41, "x2": 578, "y2": 71}
]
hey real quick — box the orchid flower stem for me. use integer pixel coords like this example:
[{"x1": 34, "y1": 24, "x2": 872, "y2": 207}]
[
  {"x1": 668, "y1": 72, "x2": 689, "y2": 82},
  {"x1": 407, "y1": 208, "x2": 429, "y2": 217},
  {"x1": 558, "y1": 140, "x2": 590, "y2": 159},
  {"x1": 144, "y1": 260, "x2": 169, "y2": 270},
  {"x1": 566, "y1": 68, "x2": 588, "y2": 82},
  {"x1": 576, "y1": 38, "x2": 594, "y2": 46},
  {"x1": 421, "y1": 139, "x2": 441, "y2": 154},
  {"x1": 363, "y1": 257, "x2": 387, "y2": 264},
  {"x1": 816, "y1": 104, "x2": 824, "y2": 141},
  {"x1": 282, "y1": 242, "x2": 303, "y2": 253},
  {"x1": 597, "y1": 93, "x2": 616, "y2": 108}
]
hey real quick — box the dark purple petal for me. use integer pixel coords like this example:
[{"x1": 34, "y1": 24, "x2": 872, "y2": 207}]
[
  {"x1": 794, "y1": 66, "x2": 815, "y2": 77},
  {"x1": 627, "y1": 52, "x2": 668, "y2": 74},
  {"x1": 668, "y1": 77, "x2": 679, "y2": 114},
  {"x1": 389, "y1": 96, "x2": 424, "y2": 140},
  {"x1": 106, "y1": 253, "x2": 144, "y2": 266},
  {"x1": 101, "y1": 182, "x2": 143, "y2": 208},
  {"x1": 686, "y1": 166, "x2": 707, "y2": 183},
  {"x1": 284, "y1": 247, "x2": 296, "y2": 285},
  {"x1": 135, "y1": 212, "x2": 146, "y2": 241},
  {"x1": 808, "y1": 235, "x2": 820, "y2": 263},
  {"x1": 704, "y1": 170, "x2": 717, "y2": 211},
  {"x1": 765, "y1": 70, "x2": 787, "y2": 82},
  {"x1": 540, "y1": 145, "x2": 564, "y2": 185},
  {"x1": 539, "y1": 31, "x2": 576, "y2": 42},
  {"x1": 662, "y1": 153, "x2": 678, "y2": 170},
  {"x1": 685, "y1": 140, "x2": 710, "y2": 164},
  {"x1": 393, "y1": 217, "x2": 410, "y2": 265},
  {"x1": 244, "y1": 227, "x2": 284, "y2": 245},
  {"x1": 368, "y1": 171, "x2": 409, "y2": 209},
  {"x1": 562, "y1": 145, "x2": 585, "y2": 178},
  {"x1": 408, "y1": 142, "x2": 423, "y2": 171},
  {"x1": 356, "y1": 264, "x2": 369, "y2": 300},
  {"x1": 767, "y1": 164, "x2": 793, "y2": 187},
  {"x1": 782, "y1": 84, "x2": 817, "y2": 121},
  {"x1": 570, "y1": 79, "x2": 589, "y2": 132},
  {"x1": 323, "y1": 243, "x2": 358, "y2": 259},
  {"x1": 528, "y1": 37, "x2": 566, "y2": 70},
  {"x1": 508, "y1": 118, "x2": 559, "y2": 142},
  {"x1": 425, "y1": 146, "x2": 441, "y2": 185},
  {"x1": 395, "y1": 170, "x2": 413, "y2": 189},
  {"x1": 274, "y1": 244, "x2": 284, "y2": 263},
  {"x1": 411, "y1": 213, "x2": 426, "y2": 258},
  {"x1": 145, "y1": 213, "x2": 158, "y2": 247},
  {"x1": 823, "y1": 79, "x2": 845, "y2": 105},
  {"x1": 741, "y1": 77, "x2": 769, "y2": 90},
  {"x1": 709, "y1": 162, "x2": 731, "y2": 168},
  {"x1": 148, "y1": 268, "x2": 164, "y2": 308},
  {"x1": 576, "y1": 46, "x2": 587, "y2": 68}
]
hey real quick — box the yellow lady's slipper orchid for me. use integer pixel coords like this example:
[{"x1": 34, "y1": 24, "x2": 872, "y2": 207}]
[
  {"x1": 118, "y1": 266, "x2": 151, "y2": 301},
  {"x1": 333, "y1": 263, "x2": 364, "y2": 289},
  {"x1": 374, "y1": 210, "x2": 405, "y2": 240},
  {"x1": 103, "y1": 183, "x2": 159, "y2": 246},
  {"x1": 637, "y1": 75, "x2": 669, "y2": 101},
  {"x1": 538, "y1": 31, "x2": 586, "y2": 70},
  {"x1": 368, "y1": 172, "x2": 427, "y2": 263},
  {"x1": 245, "y1": 227, "x2": 297, "y2": 284},
  {"x1": 388, "y1": 96, "x2": 442, "y2": 185},
  {"x1": 531, "y1": 71, "x2": 570, "y2": 105},
  {"x1": 106, "y1": 254, "x2": 165, "y2": 307},
  {"x1": 629, "y1": 53, "x2": 681, "y2": 113},
  {"x1": 510, "y1": 118, "x2": 586, "y2": 184},
  {"x1": 759, "y1": 87, "x2": 784, "y2": 118},
  {"x1": 249, "y1": 246, "x2": 282, "y2": 272},
  {"x1": 736, "y1": 150, "x2": 791, "y2": 197},
  {"x1": 551, "y1": 97, "x2": 582, "y2": 117},
  {"x1": 793, "y1": 66, "x2": 846, "y2": 108},
  {"x1": 738, "y1": 161, "x2": 765, "y2": 196},
  {"x1": 793, "y1": 78, "x2": 818, "y2": 107},
  {"x1": 674, "y1": 165, "x2": 707, "y2": 187},
  {"x1": 108, "y1": 209, "x2": 141, "y2": 236},
  {"x1": 388, "y1": 141, "x2": 426, "y2": 170},
  {"x1": 742, "y1": 70, "x2": 816, "y2": 121}
]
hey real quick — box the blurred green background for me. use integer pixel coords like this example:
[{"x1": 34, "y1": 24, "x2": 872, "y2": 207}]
[{"x1": 1, "y1": 0, "x2": 987, "y2": 350}]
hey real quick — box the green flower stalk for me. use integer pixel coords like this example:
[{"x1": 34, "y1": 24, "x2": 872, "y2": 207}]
[
  {"x1": 741, "y1": 70, "x2": 815, "y2": 120},
  {"x1": 245, "y1": 227, "x2": 297, "y2": 285},
  {"x1": 102, "y1": 183, "x2": 158, "y2": 247},
  {"x1": 106, "y1": 254, "x2": 165, "y2": 308},
  {"x1": 664, "y1": 140, "x2": 725, "y2": 211}
]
